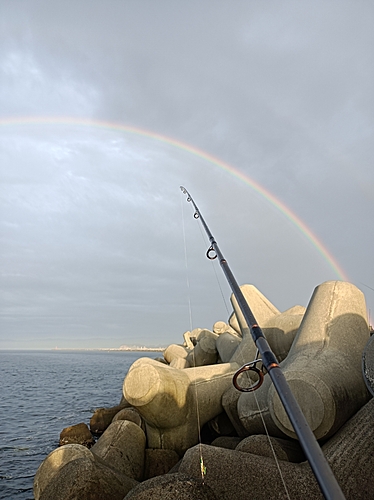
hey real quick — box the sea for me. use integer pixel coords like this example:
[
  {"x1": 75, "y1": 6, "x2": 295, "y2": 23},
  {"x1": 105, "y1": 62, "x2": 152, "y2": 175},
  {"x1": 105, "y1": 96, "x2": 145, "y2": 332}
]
[{"x1": 0, "y1": 349, "x2": 159, "y2": 500}]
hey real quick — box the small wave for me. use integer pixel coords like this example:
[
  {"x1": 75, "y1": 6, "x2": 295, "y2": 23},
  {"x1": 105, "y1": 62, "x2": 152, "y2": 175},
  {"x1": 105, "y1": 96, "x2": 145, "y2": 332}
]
[{"x1": 1, "y1": 350, "x2": 140, "y2": 499}]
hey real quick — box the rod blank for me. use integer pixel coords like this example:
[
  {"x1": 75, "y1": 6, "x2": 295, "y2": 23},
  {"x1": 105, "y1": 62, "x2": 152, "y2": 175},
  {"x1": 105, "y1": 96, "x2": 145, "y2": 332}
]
[{"x1": 180, "y1": 186, "x2": 345, "y2": 500}]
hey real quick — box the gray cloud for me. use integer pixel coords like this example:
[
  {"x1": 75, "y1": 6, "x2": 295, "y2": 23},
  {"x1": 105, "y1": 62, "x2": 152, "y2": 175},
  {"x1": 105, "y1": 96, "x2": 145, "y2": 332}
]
[{"x1": 1, "y1": 1, "x2": 373, "y2": 348}]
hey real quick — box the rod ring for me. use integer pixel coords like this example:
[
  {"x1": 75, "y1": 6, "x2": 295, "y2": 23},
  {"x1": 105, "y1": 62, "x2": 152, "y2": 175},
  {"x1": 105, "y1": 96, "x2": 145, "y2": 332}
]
[
  {"x1": 232, "y1": 364, "x2": 264, "y2": 392},
  {"x1": 206, "y1": 246, "x2": 217, "y2": 260},
  {"x1": 194, "y1": 212, "x2": 199, "y2": 219}
]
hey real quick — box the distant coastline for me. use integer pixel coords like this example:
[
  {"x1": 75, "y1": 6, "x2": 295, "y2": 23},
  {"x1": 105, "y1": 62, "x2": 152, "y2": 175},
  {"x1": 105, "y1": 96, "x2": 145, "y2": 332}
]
[{"x1": 52, "y1": 345, "x2": 165, "y2": 352}]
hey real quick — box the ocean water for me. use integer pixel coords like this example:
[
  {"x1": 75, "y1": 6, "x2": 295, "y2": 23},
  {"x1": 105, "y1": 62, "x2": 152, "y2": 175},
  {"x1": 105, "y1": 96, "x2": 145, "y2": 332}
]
[{"x1": 0, "y1": 350, "x2": 157, "y2": 500}]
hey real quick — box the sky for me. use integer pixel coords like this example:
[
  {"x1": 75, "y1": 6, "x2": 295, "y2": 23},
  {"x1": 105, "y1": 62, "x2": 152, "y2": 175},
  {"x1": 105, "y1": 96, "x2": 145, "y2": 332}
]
[{"x1": 1, "y1": 1, "x2": 373, "y2": 349}]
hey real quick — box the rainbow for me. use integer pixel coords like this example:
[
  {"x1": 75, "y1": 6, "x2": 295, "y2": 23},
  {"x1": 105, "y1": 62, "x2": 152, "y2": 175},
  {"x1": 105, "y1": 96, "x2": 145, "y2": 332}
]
[{"x1": 0, "y1": 115, "x2": 348, "y2": 280}]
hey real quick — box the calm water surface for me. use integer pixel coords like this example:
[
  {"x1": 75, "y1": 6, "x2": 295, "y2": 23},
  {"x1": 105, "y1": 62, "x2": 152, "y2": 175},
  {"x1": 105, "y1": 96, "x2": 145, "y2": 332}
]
[{"x1": 0, "y1": 350, "x2": 157, "y2": 499}]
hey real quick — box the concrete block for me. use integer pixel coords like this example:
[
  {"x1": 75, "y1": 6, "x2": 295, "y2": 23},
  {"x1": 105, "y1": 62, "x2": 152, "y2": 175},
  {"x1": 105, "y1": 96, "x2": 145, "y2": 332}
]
[
  {"x1": 186, "y1": 330, "x2": 219, "y2": 367},
  {"x1": 362, "y1": 334, "x2": 374, "y2": 396},
  {"x1": 34, "y1": 444, "x2": 94, "y2": 500},
  {"x1": 179, "y1": 444, "x2": 320, "y2": 500},
  {"x1": 112, "y1": 407, "x2": 144, "y2": 429},
  {"x1": 38, "y1": 455, "x2": 138, "y2": 500},
  {"x1": 229, "y1": 284, "x2": 279, "y2": 366},
  {"x1": 163, "y1": 344, "x2": 190, "y2": 363},
  {"x1": 91, "y1": 420, "x2": 146, "y2": 481},
  {"x1": 211, "y1": 436, "x2": 242, "y2": 450},
  {"x1": 262, "y1": 306, "x2": 305, "y2": 362},
  {"x1": 216, "y1": 332, "x2": 241, "y2": 363},
  {"x1": 269, "y1": 281, "x2": 370, "y2": 440},
  {"x1": 213, "y1": 321, "x2": 238, "y2": 335},
  {"x1": 144, "y1": 448, "x2": 180, "y2": 479},
  {"x1": 124, "y1": 473, "x2": 217, "y2": 499},
  {"x1": 123, "y1": 357, "x2": 238, "y2": 456},
  {"x1": 236, "y1": 435, "x2": 305, "y2": 463},
  {"x1": 230, "y1": 284, "x2": 280, "y2": 336}
]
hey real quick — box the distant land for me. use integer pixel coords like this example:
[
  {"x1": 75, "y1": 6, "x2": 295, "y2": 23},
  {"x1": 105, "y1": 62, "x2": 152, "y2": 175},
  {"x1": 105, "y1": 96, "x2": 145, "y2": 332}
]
[
  {"x1": 108, "y1": 345, "x2": 165, "y2": 352},
  {"x1": 52, "y1": 345, "x2": 165, "y2": 352}
]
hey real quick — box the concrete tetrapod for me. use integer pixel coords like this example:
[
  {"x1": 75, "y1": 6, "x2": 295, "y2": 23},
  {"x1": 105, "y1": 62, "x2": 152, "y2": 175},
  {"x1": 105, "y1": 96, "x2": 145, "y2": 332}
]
[
  {"x1": 177, "y1": 396, "x2": 374, "y2": 500},
  {"x1": 39, "y1": 456, "x2": 138, "y2": 500},
  {"x1": 229, "y1": 284, "x2": 280, "y2": 366},
  {"x1": 212, "y1": 320, "x2": 238, "y2": 335},
  {"x1": 269, "y1": 281, "x2": 370, "y2": 440},
  {"x1": 163, "y1": 343, "x2": 191, "y2": 369},
  {"x1": 216, "y1": 332, "x2": 241, "y2": 363},
  {"x1": 224, "y1": 306, "x2": 305, "y2": 437},
  {"x1": 186, "y1": 329, "x2": 219, "y2": 367},
  {"x1": 362, "y1": 334, "x2": 374, "y2": 396},
  {"x1": 236, "y1": 374, "x2": 286, "y2": 438},
  {"x1": 230, "y1": 284, "x2": 280, "y2": 336},
  {"x1": 226, "y1": 304, "x2": 305, "y2": 367},
  {"x1": 183, "y1": 331, "x2": 195, "y2": 350},
  {"x1": 34, "y1": 444, "x2": 94, "y2": 500},
  {"x1": 124, "y1": 472, "x2": 218, "y2": 500},
  {"x1": 236, "y1": 282, "x2": 370, "y2": 440},
  {"x1": 163, "y1": 344, "x2": 190, "y2": 364},
  {"x1": 34, "y1": 444, "x2": 138, "y2": 500},
  {"x1": 262, "y1": 305, "x2": 305, "y2": 362},
  {"x1": 123, "y1": 357, "x2": 239, "y2": 456},
  {"x1": 91, "y1": 420, "x2": 146, "y2": 481}
]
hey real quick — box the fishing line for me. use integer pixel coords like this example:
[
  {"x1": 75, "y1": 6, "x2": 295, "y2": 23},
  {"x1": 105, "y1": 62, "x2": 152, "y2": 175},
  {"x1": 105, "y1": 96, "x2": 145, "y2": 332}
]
[
  {"x1": 196, "y1": 215, "x2": 231, "y2": 317},
  {"x1": 180, "y1": 186, "x2": 345, "y2": 500},
  {"x1": 185, "y1": 194, "x2": 289, "y2": 493},
  {"x1": 205, "y1": 255, "x2": 292, "y2": 498},
  {"x1": 180, "y1": 193, "x2": 193, "y2": 332},
  {"x1": 251, "y1": 382, "x2": 291, "y2": 499},
  {"x1": 180, "y1": 191, "x2": 206, "y2": 483}
]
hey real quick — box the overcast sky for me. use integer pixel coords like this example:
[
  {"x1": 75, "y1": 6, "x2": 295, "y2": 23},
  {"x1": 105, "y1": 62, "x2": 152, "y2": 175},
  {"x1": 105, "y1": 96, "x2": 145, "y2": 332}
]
[{"x1": 1, "y1": 1, "x2": 373, "y2": 349}]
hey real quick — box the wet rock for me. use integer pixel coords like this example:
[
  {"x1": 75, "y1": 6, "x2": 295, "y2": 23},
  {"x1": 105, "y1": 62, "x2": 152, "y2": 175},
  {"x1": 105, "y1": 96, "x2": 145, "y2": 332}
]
[
  {"x1": 90, "y1": 400, "x2": 130, "y2": 434},
  {"x1": 59, "y1": 422, "x2": 94, "y2": 448}
]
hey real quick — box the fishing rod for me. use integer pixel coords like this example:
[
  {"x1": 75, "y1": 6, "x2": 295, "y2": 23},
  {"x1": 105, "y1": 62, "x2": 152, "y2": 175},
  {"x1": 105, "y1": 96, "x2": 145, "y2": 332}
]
[{"x1": 180, "y1": 186, "x2": 345, "y2": 500}]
